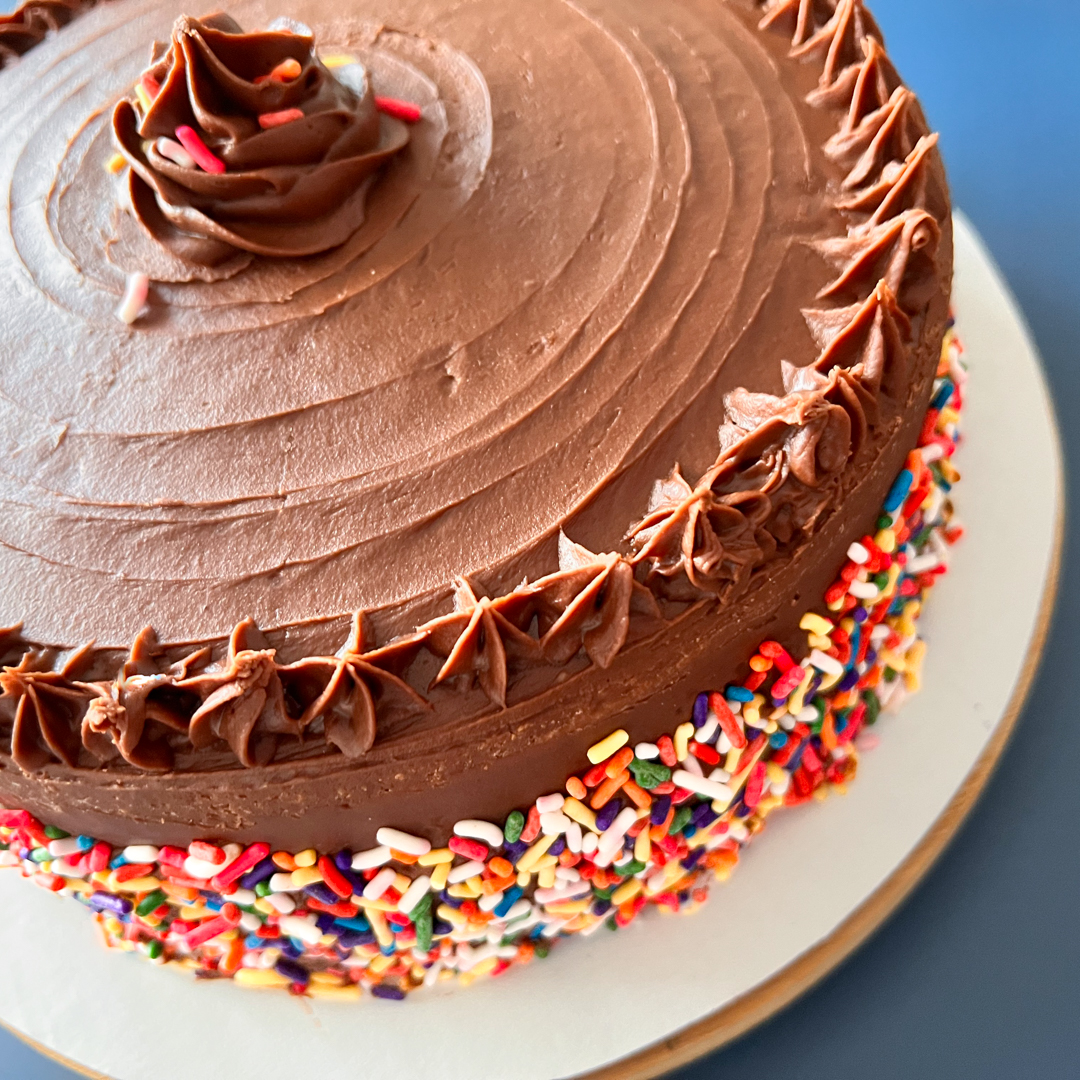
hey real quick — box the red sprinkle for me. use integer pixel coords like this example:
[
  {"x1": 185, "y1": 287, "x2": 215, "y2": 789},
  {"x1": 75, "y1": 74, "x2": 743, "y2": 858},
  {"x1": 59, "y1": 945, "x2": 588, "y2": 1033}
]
[
  {"x1": 520, "y1": 805, "x2": 541, "y2": 844},
  {"x1": 113, "y1": 863, "x2": 154, "y2": 883},
  {"x1": 258, "y1": 108, "x2": 304, "y2": 129},
  {"x1": 174, "y1": 126, "x2": 225, "y2": 174},
  {"x1": 188, "y1": 840, "x2": 226, "y2": 865},
  {"x1": 158, "y1": 846, "x2": 186, "y2": 869},
  {"x1": 317, "y1": 855, "x2": 353, "y2": 899},
  {"x1": 0, "y1": 809, "x2": 32, "y2": 828},
  {"x1": 210, "y1": 842, "x2": 270, "y2": 892},
  {"x1": 689, "y1": 741, "x2": 720, "y2": 766},
  {"x1": 708, "y1": 692, "x2": 747, "y2": 750},
  {"x1": 656, "y1": 735, "x2": 677, "y2": 767},
  {"x1": 449, "y1": 836, "x2": 489, "y2": 862},
  {"x1": 88, "y1": 842, "x2": 112, "y2": 873},
  {"x1": 183, "y1": 914, "x2": 232, "y2": 949},
  {"x1": 743, "y1": 761, "x2": 766, "y2": 809},
  {"x1": 374, "y1": 96, "x2": 422, "y2": 123}
]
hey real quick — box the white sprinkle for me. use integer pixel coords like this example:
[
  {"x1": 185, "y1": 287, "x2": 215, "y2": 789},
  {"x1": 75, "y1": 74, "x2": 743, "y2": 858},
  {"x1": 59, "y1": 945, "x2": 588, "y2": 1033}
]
[
  {"x1": 115, "y1": 272, "x2": 149, "y2": 325},
  {"x1": 447, "y1": 859, "x2": 485, "y2": 885},
  {"x1": 696, "y1": 715, "x2": 719, "y2": 744},
  {"x1": 848, "y1": 579, "x2": 879, "y2": 600},
  {"x1": 122, "y1": 844, "x2": 160, "y2": 864},
  {"x1": 375, "y1": 828, "x2": 431, "y2": 857},
  {"x1": 228, "y1": 887, "x2": 256, "y2": 906},
  {"x1": 534, "y1": 793, "x2": 564, "y2": 815},
  {"x1": 333, "y1": 62, "x2": 369, "y2": 97},
  {"x1": 154, "y1": 136, "x2": 196, "y2": 170},
  {"x1": 672, "y1": 769, "x2": 734, "y2": 804},
  {"x1": 907, "y1": 552, "x2": 941, "y2": 574},
  {"x1": 500, "y1": 899, "x2": 531, "y2": 923},
  {"x1": 238, "y1": 911, "x2": 262, "y2": 933},
  {"x1": 534, "y1": 880, "x2": 592, "y2": 906},
  {"x1": 565, "y1": 820, "x2": 583, "y2": 854},
  {"x1": 362, "y1": 867, "x2": 397, "y2": 901},
  {"x1": 0, "y1": 852, "x2": 20, "y2": 868},
  {"x1": 581, "y1": 832, "x2": 599, "y2": 856},
  {"x1": 921, "y1": 442, "x2": 946, "y2": 464},
  {"x1": 847, "y1": 541, "x2": 871, "y2": 564},
  {"x1": 717, "y1": 731, "x2": 732, "y2": 753},
  {"x1": 183, "y1": 855, "x2": 221, "y2": 880},
  {"x1": 809, "y1": 649, "x2": 845, "y2": 677},
  {"x1": 265, "y1": 892, "x2": 295, "y2": 915},
  {"x1": 870, "y1": 623, "x2": 892, "y2": 643},
  {"x1": 634, "y1": 742, "x2": 660, "y2": 760},
  {"x1": 423, "y1": 959, "x2": 443, "y2": 987},
  {"x1": 681, "y1": 752, "x2": 704, "y2": 778},
  {"x1": 478, "y1": 889, "x2": 505, "y2": 913},
  {"x1": 452, "y1": 819, "x2": 504, "y2": 848},
  {"x1": 796, "y1": 705, "x2": 819, "y2": 725},
  {"x1": 269, "y1": 872, "x2": 299, "y2": 893},
  {"x1": 539, "y1": 811, "x2": 570, "y2": 836},
  {"x1": 47, "y1": 838, "x2": 83, "y2": 858},
  {"x1": 707, "y1": 766, "x2": 731, "y2": 784},
  {"x1": 555, "y1": 866, "x2": 581, "y2": 883},
  {"x1": 278, "y1": 914, "x2": 322, "y2": 945},
  {"x1": 267, "y1": 16, "x2": 312, "y2": 34},
  {"x1": 351, "y1": 846, "x2": 391, "y2": 871},
  {"x1": 397, "y1": 875, "x2": 431, "y2": 915}
]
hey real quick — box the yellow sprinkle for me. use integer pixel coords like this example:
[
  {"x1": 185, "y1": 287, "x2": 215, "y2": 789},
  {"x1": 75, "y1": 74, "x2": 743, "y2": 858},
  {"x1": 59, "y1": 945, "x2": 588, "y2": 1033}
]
[
  {"x1": 310, "y1": 971, "x2": 347, "y2": 987},
  {"x1": 447, "y1": 882, "x2": 478, "y2": 899},
  {"x1": 368, "y1": 908, "x2": 393, "y2": 948},
  {"x1": 817, "y1": 670, "x2": 844, "y2": 693},
  {"x1": 724, "y1": 747, "x2": 741, "y2": 773},
  {"x1": 515, "y1": 833, "x2": 556, "y2": 873},
  {"x1": 537, "y1": 865, "x2": 556, "y2": 889},
  {"x1": 516, "y1": 870, "x2": 531, "y2": 888},
  {"x1": 674, "y1": 721, "x2": 694, "y2": 762},
  {"x1": 357, "y1": 896, "x2": 398, "y2": 912},
  {"x1": 105, "y1": 152, "x2": 127, "y2": 174},
  {"x1": 90, "y1": 871, "x2": 111, "y2": 888},
  {"x1": 392, "y1": 872, "x2": 412, "y2": 895},
  {"x1": 611, "y1": 878, "x2": 643, "y2": 906},
  {"x1": 840, "y1": 617, "x2": 856, "y2": 635},
  {"x1": 134, "y1": 83, "x2": 154, "y2": 113},
  {"x1": 254, "y1": 898, "x2": 276, "y2": 916},
  {"x1": 293, "y1": 848, "x2": 317, "y2": 868},
  {"x1": 368, "y1": 952, "x2": 395, "y2": 975},
  {"x1": 533, "y1": 854, "x2": 558, "y2": 871},
  {"x1": 111, "y1": 876, "x2": 161, "y2": 893},
  {"x1": 61, "y1": 877, "x2": 92, "y2": 894},
  {"x1": 469, "y1": 956, "x2": 501, "y2": 980},
  {"x1": 827, "y1": 595, "x2": 845, "y2": 612},
  {"x1": 875, "y1": 528, "x2": 897, "y2": 554},
  {"x1": 437, "y1": 903, "x2": 465, "y2": 927},
  {"x1": 320, "y1": 52, "x2": 357, "y2": 68},
  {"x1": 562, "y1": 797, "x2": 597, "y2": 832},
  {"x1": 308, "y1": 983, "x2": 361, "y2": 1000},
  {"x1": 179, "y1": 905, "x2": 210, "y2": 921},
  {"x1": 417, "y1": 847, "x2": 454, "y2": 866},
  {"x1": 799, "y1": 612, "x2": 834, "y2": 636},
  {"x1": 544, "y1": 900, "x2": 590, "y2": 916},
  {"x1": 807, "y1": 633, "x2": 831, "y2": 650},
  {"x1": 787, "y1": 668, "x2": 814, "y2": 715},
  {"x1": 290, "y1": 866, "x2": 323, "y2": 888},
  {"x1": 430, "y1": 861, "x2": 450, "y2": 891},
  {"x1": 905, "y1": 639, "x2": 927, "y2": 692},
  {"x1": 235, "y1": 968, "x2": 290, "y2": 989},
  {"x1": 587, "y1": 729, "x2": 629, "y2": 765},
  {"x1": 941, "y1": 406, "x2": 960, "y2": 425},
  {"x1": 634, "y1": 827, "x2": 651, "y2": 863}
]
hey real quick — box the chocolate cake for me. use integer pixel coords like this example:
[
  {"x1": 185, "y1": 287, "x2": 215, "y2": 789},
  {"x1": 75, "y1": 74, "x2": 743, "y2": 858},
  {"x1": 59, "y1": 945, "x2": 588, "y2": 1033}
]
[{"x1": 0, "y1": 0, "x2": 960, "y2": 994}]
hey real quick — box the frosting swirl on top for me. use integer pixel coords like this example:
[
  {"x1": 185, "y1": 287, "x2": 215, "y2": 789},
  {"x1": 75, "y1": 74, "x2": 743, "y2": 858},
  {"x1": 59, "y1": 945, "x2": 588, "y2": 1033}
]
[{"x1": 112, "y1": 12, "x2": 410, "y2": 265}]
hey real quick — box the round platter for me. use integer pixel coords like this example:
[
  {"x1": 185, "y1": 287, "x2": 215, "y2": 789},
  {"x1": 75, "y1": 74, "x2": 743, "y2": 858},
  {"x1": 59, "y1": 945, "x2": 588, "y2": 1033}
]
[{"x1": 0, "y1": 213, "x2": 1063, "y2": 1080}]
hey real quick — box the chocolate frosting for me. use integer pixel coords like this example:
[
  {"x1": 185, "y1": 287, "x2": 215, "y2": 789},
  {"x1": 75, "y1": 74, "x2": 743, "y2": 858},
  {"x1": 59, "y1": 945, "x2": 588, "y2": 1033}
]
[
  {"x1": 0, "y1": 0, "x2": 93, "y2": 66},
  {"x1": 0, "y1": 0, "x2": 952, "y2": 849},
  {"x1": 113, "y1": 13, "x2": 410, "y2": 264}
]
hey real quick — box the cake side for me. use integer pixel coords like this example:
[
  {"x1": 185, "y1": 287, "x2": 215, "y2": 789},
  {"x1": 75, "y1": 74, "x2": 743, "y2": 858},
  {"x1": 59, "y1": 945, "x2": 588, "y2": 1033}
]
[{"x1": 0, "y1": 0, "x2": 952, "y2": 849}]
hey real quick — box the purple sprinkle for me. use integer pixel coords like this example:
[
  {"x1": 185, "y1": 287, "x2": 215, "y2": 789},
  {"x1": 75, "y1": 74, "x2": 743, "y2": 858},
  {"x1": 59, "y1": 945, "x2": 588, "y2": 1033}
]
[
  {"x1": 305, "y1": 882, "x2": 340, "y2": 905},
  {"x1": 315, "y1": 912, "x2": 336, "y2": 933},
  {"x1": 88, "y1": 892, "x2": 132, "y2": 915},
  {"x1": 692, "y1": 693, "x2": 709, "y2": 727},
  {"x1": 504, "y1": 839, "x2": 528, "y2": 862},
  {"x1": 650, "y1": 795, "x2": 672, "y2": 826},
  {"x1": 549, "y1": 836, "x2": 566, "y2": 857},
  {"x1": 279, "y1": 939, "x2": 303, "y2": 959},
  {"x1": 838, "y1": 667, "x2": 860, "y2": 692},
  {"x1": 595, "y1": 801, "x2": 621, "y2": 832},
  {"x1": 681, "y1": 848, "x2": 705, "y2": 870},
  {"x1": 372, "y1": 984, "x2": 406, "y2": 1001},
  {"x1": 691, "y1": 803, "x2": 717, "y2": 828},
  {"x1": 853, "y1": 606, "x2": 869, "y2": 623},
  {"x1": 239, "y1": 857, "x2": 276, "y2": 890},
  {"x1": 333, "y1": 849, "x2": 353, "y2": 873},
  {"x1": 274, "y1": 957, "x2": 309, "y2": 985},
  {"x1": 865, "y1": 647, "x2": 878, "y2": 667}
]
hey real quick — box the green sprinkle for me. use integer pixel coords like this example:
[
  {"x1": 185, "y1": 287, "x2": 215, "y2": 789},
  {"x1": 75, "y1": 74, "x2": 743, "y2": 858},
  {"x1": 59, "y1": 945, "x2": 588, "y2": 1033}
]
[
  {"x1": 592, "y1": 886, "x2": 614, "y2": 901},
  {"x1": 628, "y1": 758, "x2": 672, "y2": 790},
  {"x1": 414, "y1": 905, "x2": 433, "y2": 952},
  {"x1": 863, "y1": 689, "x2": 881, "y2": 726},
  {"x1": 147, "y1": 940, "x2": 163, "y2": 960},
  {"x1": 43, "y1": 825, "x2": 69, "y2": 840},
  {"x1": 409, "y1": 891, "x2": 433, "y2": 924},
  {"x1": 883, "y1": 668, "x2": 897, "y2": 683},
  {"x1": 813, "y1": 697, "x2": 827, "y2": 721},
  {"x1": 620, "y1": 859, "x2": 646, "y2": 876},
  {"x1": 877, "y1": 514, "x2": 892, "y2": 530},
  {"x1": 255, "y1": 881, "x2": 272, "y2": 898},
  {"x1": 605, "y1": 916, "x2": 618, "y2": 931},
  {"x1": 30, "y1": 848, "x2": 50, "y2": 863},
  {"x1": 670, "y1": 806, "x2": 693, "y2": 835},
  {"x1": 136, "y1": 889, "x2": 167, "y2": 917},
  {"x1": 504, "y1": 810, "x2": 525, "y2": 845},
  {"x1": 535, "y1": 942, "x2": 550, "y2": 959}
]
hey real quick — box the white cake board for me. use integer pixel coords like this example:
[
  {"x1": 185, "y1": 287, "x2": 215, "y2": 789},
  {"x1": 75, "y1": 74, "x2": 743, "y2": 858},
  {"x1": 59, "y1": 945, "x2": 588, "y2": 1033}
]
[{"x1": 0, "y1": 213, "x2": 1063, "y2": 1080}]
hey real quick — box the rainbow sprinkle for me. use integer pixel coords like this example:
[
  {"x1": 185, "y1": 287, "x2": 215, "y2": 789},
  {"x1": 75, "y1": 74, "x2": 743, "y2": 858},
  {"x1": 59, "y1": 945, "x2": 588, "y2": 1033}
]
[{"x1": 0, "y1": 328, "x2": 966, "y2": 999}]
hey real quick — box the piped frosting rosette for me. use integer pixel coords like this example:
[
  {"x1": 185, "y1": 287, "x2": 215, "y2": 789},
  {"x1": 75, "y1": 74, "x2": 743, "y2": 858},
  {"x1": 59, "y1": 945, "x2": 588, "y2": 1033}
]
[{"x1": 112, "y1": 12, "x2": 410, "y2": 266}]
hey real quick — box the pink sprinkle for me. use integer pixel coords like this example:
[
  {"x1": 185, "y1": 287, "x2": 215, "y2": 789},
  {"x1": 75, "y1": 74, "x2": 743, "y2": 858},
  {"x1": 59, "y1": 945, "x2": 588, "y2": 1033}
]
[
  {"x1": 258, "y1": 107, "x2": 304, "y2": 130},
  {"x1": 140, "y1": 73, "x2": 160, "y2": 99},
  {"x1": 174, "y1": 125, "x2": 225, "y2": 174},
  {"x1": 210, "y1": 842, "x2": 270, "y2": 892},
  {"x1": 183, "y1": 914, "x2": 231, "y2": 948},
  {"x1": 374, "y1": 96, "x2": 421, "y2": 123},
  {"x1": 448, "y1": 836, "x2": 488, "y2": 862}
]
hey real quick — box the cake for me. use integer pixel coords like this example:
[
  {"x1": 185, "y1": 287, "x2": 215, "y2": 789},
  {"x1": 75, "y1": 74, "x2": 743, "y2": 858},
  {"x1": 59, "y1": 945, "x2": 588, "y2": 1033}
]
[{"x1": 0, "y1": 0, "x2": 962, "y2": 996}]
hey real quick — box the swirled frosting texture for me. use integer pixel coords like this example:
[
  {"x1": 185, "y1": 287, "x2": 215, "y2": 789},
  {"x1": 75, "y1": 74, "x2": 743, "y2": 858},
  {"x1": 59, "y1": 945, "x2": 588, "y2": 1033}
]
[
  {"x1": 113, "y1": 13, "x2": 409, "y2": 264},
  {"x1": 0, "y1": 0, "x2": 951, "y2": 847}
]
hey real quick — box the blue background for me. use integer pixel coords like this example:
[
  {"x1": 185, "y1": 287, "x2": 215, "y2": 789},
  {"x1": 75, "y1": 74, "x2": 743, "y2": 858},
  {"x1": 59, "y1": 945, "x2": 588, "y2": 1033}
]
[{"x1": 2, "y1": 0, "x2": 1078, "y2": 1076}]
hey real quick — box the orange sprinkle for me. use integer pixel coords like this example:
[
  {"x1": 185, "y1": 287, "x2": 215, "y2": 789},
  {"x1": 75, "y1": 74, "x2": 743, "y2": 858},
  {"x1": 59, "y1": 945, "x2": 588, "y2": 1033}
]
[
  {"x1": 271, "y1": 851, "x2": 296, "y2": 872},
  {"x1": 565, "y1": 776, "x2": 587, "y2": 800},
  {"x1": 820, "y1": 712, "x2": 838, "y2": 751},
  {"x1": 487, "y1": 857, "x2": 513, "y2": 878},
  {"x1": 748, "y1": 654, "x2": 772, "y2": 672},
  {"x1": 254, "y1": 57, "x2": 302, "y2": 84},
  {"x1": 258, "y1": 107, "x2": 304, "y2": 129},
  {"x1": 622, "y1": 779, "x2": 652, "y2": 809},
  {"x1": 589, "y1": 769, "x2": 629, "y2": 810},
  {"x1": 605, "y1": 747, "x2": 634, "y2": 778},
  {"x1": 219, "y1": 934, "x2": 245, "y2": 975},
  {"x1": 389, "y1": 849, "x2": 419, "y2": 865}
]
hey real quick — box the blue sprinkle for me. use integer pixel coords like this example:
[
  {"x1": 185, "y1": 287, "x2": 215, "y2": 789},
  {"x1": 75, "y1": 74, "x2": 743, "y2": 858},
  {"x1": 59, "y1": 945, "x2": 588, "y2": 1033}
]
[
  {"x1": 769, "y1": 730, "x2": 789, "y2": 749},
  {"x1": 930, "y1": 379, "x2": 954, "y2": 411},
  {"x1": 494, "y1": 886, "x2": 524, "y2": 918},
  {"x1": 334, "y1": 915, "x2": 371, "y2": 933},
  {"x1": 380, "y1": 943, "x2": 396, "y2": 957},
  {"x1": 884, "y1": 469, "x2": 914, "y2": 512},
  {"x1": 109, "y1": 854, "x2": 127, "y2": 870},
  {"x1": 724, "y1": 685, "x2": 754, "y2": 703},
  {"x1": 244, "y1": 934, "x2": 265, "y2": 949},
  {"x1": 76, "y1": 836, "x2": 95, "y2": 852},
  {"x1": 204, "y1": 897, "x2": 223, "y2": 912},
  {"x1": 279, "y1": 939, "x2": 303, "y2": 959}
]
